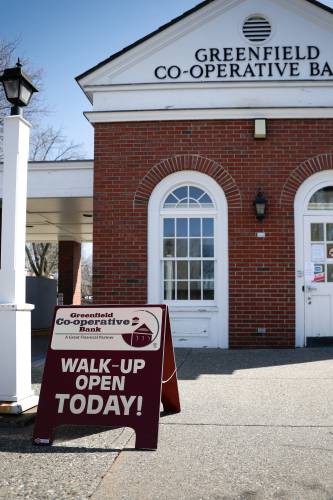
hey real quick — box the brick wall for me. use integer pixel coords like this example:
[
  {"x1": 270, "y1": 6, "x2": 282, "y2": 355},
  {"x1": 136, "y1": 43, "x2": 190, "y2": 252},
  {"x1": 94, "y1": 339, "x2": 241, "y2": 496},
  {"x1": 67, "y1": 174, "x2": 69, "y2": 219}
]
[
  {"x1": 58, "y1": 241, "x2": 82, "y2": 305},
  {"x1": 93, "y1": 119, "x2": 333, "y2": 348}
]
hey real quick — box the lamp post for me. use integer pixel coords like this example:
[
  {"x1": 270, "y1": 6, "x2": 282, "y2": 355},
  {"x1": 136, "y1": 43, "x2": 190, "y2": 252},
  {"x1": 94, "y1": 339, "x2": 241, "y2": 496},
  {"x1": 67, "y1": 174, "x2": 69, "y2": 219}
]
[{"x1": 0, "y1": 60, "x2": 39, "y2": 413}]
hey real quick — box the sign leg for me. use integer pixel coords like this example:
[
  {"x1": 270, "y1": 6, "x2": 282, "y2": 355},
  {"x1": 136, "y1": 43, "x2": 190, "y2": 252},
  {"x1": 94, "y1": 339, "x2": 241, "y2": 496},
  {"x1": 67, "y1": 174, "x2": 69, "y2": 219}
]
[
  {"x1": 161, "y1": 315, "x2": 181, "y2": 413},
  {"x1": 32, "y1": 415, "x2": 55, "y2": 445},
  {"x1": 134, "y1": 424, "x2": 159, "y2": 450}
]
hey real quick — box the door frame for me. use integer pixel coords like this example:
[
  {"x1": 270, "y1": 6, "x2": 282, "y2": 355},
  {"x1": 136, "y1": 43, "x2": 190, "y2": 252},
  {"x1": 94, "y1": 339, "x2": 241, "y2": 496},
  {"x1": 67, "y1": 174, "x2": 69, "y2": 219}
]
[
  {"x1": 148, "y1": 170, "x2": 229, "y2": 348},
  {"x1": 295, "y1": 170, "x2": 333, "y2": 347}
]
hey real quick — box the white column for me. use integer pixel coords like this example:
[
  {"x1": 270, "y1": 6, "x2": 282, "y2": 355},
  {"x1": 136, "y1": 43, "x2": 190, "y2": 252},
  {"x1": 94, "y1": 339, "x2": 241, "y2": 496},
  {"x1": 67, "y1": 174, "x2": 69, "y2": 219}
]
[{"x1": 0, "y1": 115, "x2": 38, "y2": 414}]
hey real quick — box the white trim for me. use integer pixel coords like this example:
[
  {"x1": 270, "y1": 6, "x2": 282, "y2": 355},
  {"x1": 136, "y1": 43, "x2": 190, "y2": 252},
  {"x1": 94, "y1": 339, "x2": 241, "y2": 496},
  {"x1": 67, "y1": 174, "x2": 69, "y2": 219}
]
[
  {"x1": 28, "y1": 160, "x2": 93, "y2": 172},
  {"x1": 148, "y1": 170, "x2": 228, "y2": 348},
  {"x1": 85, "y1": 107, "x2": 333, "y2": 123},
  {"x1": 84, "y1": 80, "x2": 333, "y2": 93},
  {"x1": 294, "y1": 170, "x2": 333, "y2": 347}
]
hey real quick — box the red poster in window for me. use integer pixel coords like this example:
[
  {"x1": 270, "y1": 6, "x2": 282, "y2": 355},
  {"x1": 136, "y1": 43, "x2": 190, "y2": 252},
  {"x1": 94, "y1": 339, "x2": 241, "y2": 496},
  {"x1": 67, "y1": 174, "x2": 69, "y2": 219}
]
[{"x1": 33, "y1": 305, "x2": 180, "y2": 450}]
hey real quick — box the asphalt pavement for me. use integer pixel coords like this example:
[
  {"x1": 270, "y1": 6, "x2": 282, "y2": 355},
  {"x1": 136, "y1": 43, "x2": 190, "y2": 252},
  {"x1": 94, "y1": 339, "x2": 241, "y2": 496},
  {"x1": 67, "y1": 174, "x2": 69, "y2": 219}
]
[{"x1": 0, "y1": 347, "x2": 332, "y2": 499}]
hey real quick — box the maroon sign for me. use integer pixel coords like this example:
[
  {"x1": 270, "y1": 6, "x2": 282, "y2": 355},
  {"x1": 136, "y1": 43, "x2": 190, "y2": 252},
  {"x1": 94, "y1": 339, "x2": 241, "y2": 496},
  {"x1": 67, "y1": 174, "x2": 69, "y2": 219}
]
[{"x1": 33, "y1": 305, "x2": 180, "y2": 450}]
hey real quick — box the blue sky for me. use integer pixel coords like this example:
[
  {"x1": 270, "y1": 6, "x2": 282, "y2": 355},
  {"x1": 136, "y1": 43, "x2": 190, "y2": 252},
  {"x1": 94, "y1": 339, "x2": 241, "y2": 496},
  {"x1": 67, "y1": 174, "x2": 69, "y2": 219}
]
[{"x1": 3, "y1": 0, "x2": 333, "y2": 159}]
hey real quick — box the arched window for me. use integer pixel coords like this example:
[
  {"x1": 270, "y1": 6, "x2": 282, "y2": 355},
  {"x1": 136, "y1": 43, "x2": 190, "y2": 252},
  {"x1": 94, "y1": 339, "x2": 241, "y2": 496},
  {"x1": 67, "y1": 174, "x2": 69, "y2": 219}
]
[
  {"x1": 163, "y1": 186, "x2": 214, "y2": 208},
  {"x1": 308, "y1": 186, "x2": 333, "y2": 210},
  {"x1": 148, "y1": 170, "x2": 229, "y2": 348},
  {"x1": 161, "y1": 184, "x2": 216, "y2": 302}
]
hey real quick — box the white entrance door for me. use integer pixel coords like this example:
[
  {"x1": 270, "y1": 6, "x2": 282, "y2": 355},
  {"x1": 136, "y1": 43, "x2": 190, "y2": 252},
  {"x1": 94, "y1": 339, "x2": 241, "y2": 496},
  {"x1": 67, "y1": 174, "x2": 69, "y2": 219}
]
[
  {"x1": 148, "y1": 171, "x2": 228, "y2": 348},
  {"x1": 304, "y1": 215, "x2": 333, "y2": 340}
]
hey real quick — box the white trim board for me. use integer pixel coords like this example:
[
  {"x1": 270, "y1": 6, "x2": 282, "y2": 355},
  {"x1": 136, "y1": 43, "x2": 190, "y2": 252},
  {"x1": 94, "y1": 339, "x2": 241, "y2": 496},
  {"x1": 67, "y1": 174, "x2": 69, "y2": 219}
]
[
  {"x1": 148, "y1": 170, "x2": 229, "y2": 348},
  {"x1": 294, "y1": 170, "x2": 333, "y2": 347},
  {"x1": 85, "y1": 107, "x2": 333, "y2": 123}
]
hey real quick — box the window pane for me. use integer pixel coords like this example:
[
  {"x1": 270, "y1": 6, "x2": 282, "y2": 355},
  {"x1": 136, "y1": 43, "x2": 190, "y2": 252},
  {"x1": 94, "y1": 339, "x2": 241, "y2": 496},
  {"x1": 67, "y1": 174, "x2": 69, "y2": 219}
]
[
  {"x1": 203, "y1": 261, "x2": 214, "y2": 279},
  {"x1": 309, "y1": 186, "x2": 333, "y2": 210},
  {"x1": 327, "y1": 264, "x2": 333, "y2": 282},
  {"x1": 327, "y1": 244, "x2": 333, "y2": 259},
  {"x1": 190, "y1": 261, "x2": 201, "y2": 279},
  {"x1": 190, "y1": 281, "x2": 201, "y2": 300},
  {"x1": 173, "y1": 186, "x2": 188, "y2": 200},
  {"x1": 200, "y1": 193, "x2": 213, "y2": 205},
  {"x1": 176, "y1": 218, "x2": 188, "y2": 237},
  {"x1": 177, "y1": 281, "x2": 188, "y2": 300},
  {"x1": 164, "y1": 261, "x2": 175, "y2": 280},
  {"x1": 163, "y1": 218, "x2": 175, "y2": 237},
  {"x1": 177, "y1": 261, "x2": 188, "y2": 279},
  {"x1": 327, "y1": 224, "x2": 333, "y2": 241},
  {"x1": 163, "y1": 239, "x2": 174, "y2": 257},
  {"x1": 178, "y1": 198, "x2": 188, "y2": 207},
  {"x1": 189, "y1": 187, "x2": 205, "y2": 200},
  {"x1": 189, "y1": 218, "x2": 201, "y2": 237},
  {"x1": 203, "y1": 218, "x2": 214, "y2": 236},
  {"x1": 203, "y1": 281, "x2": 214, "y2": 300},
  {"x1": 164, "y1": 281, "x2": 175, "y2": 300},
  {"x1": 203, "y1": 238, "x2": 214, "y2": 257},
  {"x1": 190, "y1": 239, "x2": 201, "y2": 257},
  {"x1": 164, "y1": 195, "x2": 178, "y2": 207},
  {"x1": 176, "y1": 239, "x2": 188, "y2": 257},
  {"x1": 311, "y1": 223, "x2": 324, "y2": 241}
]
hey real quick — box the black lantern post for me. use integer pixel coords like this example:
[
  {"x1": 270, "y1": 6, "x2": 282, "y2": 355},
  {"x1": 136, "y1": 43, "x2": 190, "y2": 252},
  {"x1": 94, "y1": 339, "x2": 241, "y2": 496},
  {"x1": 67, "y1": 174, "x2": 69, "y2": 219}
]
[
  {"x1": 253, "y1": 190, "x2": 267, "y2": 221},
  {"x1": 0, "y1": 59, "x2": 38, "y2": 116}
]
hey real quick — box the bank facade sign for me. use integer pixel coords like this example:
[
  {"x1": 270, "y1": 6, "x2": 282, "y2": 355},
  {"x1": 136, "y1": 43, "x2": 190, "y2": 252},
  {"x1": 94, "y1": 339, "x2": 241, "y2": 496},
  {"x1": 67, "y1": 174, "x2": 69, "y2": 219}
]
[{"x1": 154, "y1": 45, "x2": 333, "y2": 81}]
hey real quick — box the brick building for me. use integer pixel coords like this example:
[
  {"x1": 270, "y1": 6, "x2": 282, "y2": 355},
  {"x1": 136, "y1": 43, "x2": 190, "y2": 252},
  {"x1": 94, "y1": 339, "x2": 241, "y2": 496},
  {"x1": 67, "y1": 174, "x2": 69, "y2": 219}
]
[{"x1": 77, "y1": 0, "x2": 333, "y2": 348}]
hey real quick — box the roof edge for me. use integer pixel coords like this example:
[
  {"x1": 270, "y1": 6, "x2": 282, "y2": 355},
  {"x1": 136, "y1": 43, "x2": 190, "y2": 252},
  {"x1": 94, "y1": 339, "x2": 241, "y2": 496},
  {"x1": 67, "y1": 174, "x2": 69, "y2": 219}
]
[
  {"x1": 76, "y1": 0, "x2": 333, "y2": 83},
  {"x1": 75, "y1": 0, "x2": 216, "y2": 82}
]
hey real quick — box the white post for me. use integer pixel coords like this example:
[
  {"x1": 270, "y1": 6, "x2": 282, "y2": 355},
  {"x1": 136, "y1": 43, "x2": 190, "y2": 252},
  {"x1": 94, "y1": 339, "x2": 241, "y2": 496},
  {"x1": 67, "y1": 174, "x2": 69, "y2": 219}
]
[{"x1": 0, "y1": 115, "x2": 38, "y2": 414}]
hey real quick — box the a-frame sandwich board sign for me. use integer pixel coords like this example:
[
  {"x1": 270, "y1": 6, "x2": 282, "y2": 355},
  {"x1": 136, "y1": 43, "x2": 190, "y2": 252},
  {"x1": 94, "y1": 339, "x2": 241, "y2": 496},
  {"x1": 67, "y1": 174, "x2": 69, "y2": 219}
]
[{"x1": 33, "y1": 304, "x2": 180, "y2": 450}]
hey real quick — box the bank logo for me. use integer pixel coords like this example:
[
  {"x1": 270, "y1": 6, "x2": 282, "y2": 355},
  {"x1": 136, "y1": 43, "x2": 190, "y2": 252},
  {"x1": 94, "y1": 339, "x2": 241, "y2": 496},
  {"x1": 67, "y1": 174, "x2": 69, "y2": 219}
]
[
  {"x1": 122, "y1": 310, "x2": 160, "y2": 348},
  {"x1": 52, "y1": 307, "x2": 163, "y2": 351}
]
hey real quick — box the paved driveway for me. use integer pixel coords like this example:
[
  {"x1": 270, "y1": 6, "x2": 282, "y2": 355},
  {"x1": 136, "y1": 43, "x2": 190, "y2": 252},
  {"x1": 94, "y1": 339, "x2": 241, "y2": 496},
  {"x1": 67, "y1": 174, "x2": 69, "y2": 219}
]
[
  {"x1": 94, "y1": 348, "x2": 333, "y2": 500},
  {"x1": 0, "y1": 348, "x2": 332, "y2": 499}
]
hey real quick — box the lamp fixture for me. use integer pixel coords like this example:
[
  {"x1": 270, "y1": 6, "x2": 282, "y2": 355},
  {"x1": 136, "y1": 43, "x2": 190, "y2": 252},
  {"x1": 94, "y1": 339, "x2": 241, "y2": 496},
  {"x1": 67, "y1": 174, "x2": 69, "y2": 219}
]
[
  {"x1": 253, "y1": 190, "x2": 267, "y2": 220},
  {"x1": 0, "y1": 59, "x2": 38, "y2": 116}
]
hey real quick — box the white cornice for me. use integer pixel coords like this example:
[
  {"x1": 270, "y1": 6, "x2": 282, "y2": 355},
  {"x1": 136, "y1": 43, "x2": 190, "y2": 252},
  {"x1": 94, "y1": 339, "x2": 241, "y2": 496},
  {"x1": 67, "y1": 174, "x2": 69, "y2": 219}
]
[
  {"x1": 85, "y1": 107, "x2": 333, "y2": 123},
  {"x1": 0, "y1": 160, "x2": 94, "y2": 173},
  {"x1": 85, "y1": 79, "x2": 333, "y2": 93}
]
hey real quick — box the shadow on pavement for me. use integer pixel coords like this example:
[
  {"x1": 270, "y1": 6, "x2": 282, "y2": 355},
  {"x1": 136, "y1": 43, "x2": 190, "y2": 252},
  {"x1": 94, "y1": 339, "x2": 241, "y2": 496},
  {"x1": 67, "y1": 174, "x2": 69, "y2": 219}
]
[
  {"x1": 174, "y1": 347, "x2": 333, "y2": 380},
  {"x1": 0, "y1": 425, "x2": 132, "y2": 454}
]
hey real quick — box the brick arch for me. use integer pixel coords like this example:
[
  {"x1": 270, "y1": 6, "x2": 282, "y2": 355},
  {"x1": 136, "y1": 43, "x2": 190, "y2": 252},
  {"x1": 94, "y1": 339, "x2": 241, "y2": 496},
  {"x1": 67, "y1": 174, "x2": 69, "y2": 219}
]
[
  {"x1": 133, "y1": 155, "x2": 242, "y2": 209},
  {"x1": 280, "y1": 153, "x2": 333, "y2": 210}
]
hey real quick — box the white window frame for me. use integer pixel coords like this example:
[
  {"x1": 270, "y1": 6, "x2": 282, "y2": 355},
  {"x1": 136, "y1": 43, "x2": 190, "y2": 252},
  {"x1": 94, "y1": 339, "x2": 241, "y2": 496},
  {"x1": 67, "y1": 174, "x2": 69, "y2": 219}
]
[
  {"x1": 161, "y1": 210, "x2": 217, "y2": 307},
  {"x1": 148, "y1": 171, "x2": 229, "y2": 347},
  {"x1": 295, "y1": 170, "x2": 333, "y2": 347}
]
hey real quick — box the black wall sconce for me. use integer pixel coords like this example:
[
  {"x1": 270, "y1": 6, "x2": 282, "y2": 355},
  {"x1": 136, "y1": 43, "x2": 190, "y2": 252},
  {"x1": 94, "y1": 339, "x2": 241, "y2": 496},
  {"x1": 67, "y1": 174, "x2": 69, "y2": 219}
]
[{"x1": 253, "y1": 190, "x2": 267, "y2": 220}]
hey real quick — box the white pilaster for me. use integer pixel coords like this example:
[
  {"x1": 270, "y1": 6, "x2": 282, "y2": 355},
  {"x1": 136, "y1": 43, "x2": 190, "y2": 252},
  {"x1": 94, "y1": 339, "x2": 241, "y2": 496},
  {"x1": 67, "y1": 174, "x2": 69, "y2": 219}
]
[{"x1": 0, "y1": 115, "x2": 38, "y2": 413}]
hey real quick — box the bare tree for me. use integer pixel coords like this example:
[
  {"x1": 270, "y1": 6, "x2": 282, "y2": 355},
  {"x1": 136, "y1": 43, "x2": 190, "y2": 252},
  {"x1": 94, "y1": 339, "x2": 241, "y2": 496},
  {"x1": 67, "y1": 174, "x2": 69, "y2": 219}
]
[
  {"x1": 0, "y1": 38, "x2": 44, "y2": 159},
  {"x1": 25, "y1": 126, "x2": 84, "y2": 275},
  {"x1": 29, "y1": 126, "x2": 84, "y2": 161},
  {"x1": 25, "y1": 242, "x2": 58, "y2": 277},
  {"x1": 1, "y1": 37, "x2": 86, "y2": 281},
  {"x1": 81, "y1": 249, "x2": 93, "y2": 302}
]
